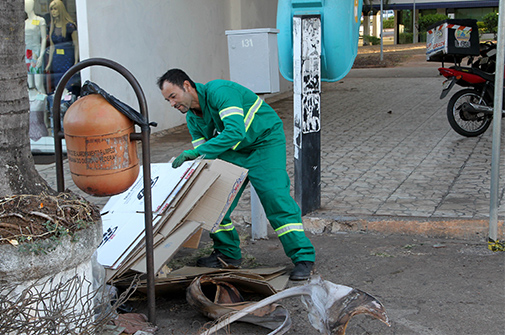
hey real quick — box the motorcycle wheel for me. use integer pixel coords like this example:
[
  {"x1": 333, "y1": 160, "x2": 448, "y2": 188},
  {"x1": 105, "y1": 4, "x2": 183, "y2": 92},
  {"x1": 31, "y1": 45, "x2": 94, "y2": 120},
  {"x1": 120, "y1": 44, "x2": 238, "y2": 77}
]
[{"x1": 447, "y1": 89, "x2": 492, "y2": 137}]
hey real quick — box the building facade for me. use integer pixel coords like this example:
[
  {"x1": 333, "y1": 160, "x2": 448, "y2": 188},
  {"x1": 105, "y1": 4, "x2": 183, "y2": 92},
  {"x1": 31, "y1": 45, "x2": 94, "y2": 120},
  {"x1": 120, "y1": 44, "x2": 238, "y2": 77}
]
[
  {"x1": 369, "y1": 0, "x2": 499, "y2": 44},
  {"x1": 27, "y1": 0, "x2": 284, "y2": 145}
]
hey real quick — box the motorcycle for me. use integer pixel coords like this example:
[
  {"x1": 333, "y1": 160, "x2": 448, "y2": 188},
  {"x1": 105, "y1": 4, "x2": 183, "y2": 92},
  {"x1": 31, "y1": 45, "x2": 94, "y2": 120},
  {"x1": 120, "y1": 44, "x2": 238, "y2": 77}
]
[{"x1": 438, "y1": 41, "x2": 503, "y2": 137}]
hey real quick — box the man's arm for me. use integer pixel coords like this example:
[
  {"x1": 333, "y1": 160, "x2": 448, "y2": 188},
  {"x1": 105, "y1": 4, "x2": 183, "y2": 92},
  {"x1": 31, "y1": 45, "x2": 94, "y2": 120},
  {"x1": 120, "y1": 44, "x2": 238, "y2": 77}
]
[{"x1": 192, "y1": 87, "x2": 246, "y2": 158}]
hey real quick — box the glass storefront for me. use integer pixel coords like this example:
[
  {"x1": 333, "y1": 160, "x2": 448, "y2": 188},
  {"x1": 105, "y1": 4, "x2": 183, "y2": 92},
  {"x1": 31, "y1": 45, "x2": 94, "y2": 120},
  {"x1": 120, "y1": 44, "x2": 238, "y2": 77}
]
[
  {"x1": 26, "y1": 0, "x2": 79, "y2": 154},
  {"x1": 396, "y1": 6, "x2": 498, "y2": 44},
  {"x1": 455, "y1": 7, "x2": 498, "y2": 21}
]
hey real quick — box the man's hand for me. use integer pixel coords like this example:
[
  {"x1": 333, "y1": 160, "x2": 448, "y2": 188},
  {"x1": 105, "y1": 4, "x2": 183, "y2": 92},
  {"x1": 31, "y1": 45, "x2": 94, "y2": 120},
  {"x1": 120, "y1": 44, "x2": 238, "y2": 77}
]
[{"x1": 172, "y1": 149, "x2": 200, "y2": 168}]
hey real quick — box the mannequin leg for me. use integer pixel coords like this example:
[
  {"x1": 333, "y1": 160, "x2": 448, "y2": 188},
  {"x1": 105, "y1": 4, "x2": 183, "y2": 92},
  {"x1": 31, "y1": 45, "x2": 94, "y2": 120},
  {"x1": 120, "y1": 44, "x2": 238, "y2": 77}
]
[
  {"x1": 27, "y1": 74, "x2": 35, "y2": 89},
  {"x1": 34, "y1": 74, "x2": 46, "y2": 94}
]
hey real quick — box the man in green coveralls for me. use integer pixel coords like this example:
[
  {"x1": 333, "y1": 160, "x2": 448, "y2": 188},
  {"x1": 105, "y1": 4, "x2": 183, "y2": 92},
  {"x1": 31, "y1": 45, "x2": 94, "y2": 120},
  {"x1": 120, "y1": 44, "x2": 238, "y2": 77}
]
[{"x1": 157, "y1": 69, "x2": 315, "y2": 280}]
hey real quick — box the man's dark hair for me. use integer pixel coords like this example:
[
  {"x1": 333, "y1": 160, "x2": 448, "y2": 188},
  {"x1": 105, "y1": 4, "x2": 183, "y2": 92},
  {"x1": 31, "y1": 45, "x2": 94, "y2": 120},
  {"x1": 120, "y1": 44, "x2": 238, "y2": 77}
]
[{"x1": 157, "y1": 69, "x2": 196, "y2": 90}]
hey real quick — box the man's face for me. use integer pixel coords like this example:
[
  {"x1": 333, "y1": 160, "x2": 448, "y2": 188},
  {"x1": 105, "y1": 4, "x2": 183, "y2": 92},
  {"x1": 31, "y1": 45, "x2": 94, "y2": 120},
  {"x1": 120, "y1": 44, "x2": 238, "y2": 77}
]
[{"x1": 161, "y1": 81, "x2": 193, "y2": 114}]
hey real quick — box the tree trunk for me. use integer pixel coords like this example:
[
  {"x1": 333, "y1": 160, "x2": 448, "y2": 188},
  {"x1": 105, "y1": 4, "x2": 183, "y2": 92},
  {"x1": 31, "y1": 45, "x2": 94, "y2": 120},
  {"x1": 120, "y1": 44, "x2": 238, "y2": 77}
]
[{"x1": 0, "y1": 0, "x2": 54, "y2": 197}]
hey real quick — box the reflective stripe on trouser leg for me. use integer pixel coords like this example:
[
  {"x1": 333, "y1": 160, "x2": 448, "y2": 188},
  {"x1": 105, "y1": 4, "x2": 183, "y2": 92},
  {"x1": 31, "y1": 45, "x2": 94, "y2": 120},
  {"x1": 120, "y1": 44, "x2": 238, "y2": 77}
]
[
  {"x1": 275, "y1": 223, "x2": 315, "y2": 263},
  {"x1": 220, "y1": 139, "x2": 316, "y2": 264},
  {"x1": 209, "y1": 178, "x2": 249, "y2": 260}
]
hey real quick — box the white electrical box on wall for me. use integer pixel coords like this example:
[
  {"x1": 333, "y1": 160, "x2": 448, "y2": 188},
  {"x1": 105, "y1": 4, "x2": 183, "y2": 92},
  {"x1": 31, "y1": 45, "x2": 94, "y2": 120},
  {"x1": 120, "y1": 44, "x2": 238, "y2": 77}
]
[{"x1": 225, "y1": 28, "x2": 280, "y2": 94}]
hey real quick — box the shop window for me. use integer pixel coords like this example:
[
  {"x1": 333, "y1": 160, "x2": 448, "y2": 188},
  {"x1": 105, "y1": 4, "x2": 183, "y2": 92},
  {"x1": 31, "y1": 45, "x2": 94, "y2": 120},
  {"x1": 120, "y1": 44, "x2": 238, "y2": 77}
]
[
  {"x1": 455, "y1": 7, "x2": 498, "y2": 20},
  {"x1": 26, "y1": 0, "x2": 79, "y2": 154}
]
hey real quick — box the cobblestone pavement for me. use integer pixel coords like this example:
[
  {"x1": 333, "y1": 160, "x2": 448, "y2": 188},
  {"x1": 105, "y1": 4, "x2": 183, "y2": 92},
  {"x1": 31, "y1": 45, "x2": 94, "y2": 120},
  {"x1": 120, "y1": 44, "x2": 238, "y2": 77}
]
[{"x1": 35, "y1": 53, "x2": 505, "y2": 239}]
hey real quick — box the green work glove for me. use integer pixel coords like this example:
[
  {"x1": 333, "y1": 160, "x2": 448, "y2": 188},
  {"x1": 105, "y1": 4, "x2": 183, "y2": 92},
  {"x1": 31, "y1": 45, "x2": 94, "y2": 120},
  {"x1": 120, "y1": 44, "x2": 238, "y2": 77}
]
[{"x1": 172, "y1": 149, "x2": 200, "y2": 168}]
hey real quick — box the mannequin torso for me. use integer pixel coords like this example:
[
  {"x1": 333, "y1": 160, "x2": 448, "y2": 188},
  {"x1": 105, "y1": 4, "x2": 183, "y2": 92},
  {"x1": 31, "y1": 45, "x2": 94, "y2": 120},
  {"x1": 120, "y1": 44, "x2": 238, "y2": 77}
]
[
  {"x1": 45, "y1": 0, "x2": 79, "y2": 93},
  {"x1": 25, "y1": 0, "x2": 47, "y2": 93},
  {"x1": 25, "y1": 0, "x2": 46, "y2": 72}
]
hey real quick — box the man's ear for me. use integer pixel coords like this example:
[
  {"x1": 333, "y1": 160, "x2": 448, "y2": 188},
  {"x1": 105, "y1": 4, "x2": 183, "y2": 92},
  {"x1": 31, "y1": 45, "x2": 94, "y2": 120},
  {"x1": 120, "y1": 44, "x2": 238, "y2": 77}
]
[{"x1": 183, "y1": 80, "x2": 192, "y2": 92}]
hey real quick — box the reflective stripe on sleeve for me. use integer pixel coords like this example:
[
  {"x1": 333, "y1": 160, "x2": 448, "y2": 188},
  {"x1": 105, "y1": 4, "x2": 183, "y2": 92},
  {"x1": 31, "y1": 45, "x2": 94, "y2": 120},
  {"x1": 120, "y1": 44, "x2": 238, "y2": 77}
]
[
  {"x1": 274, "y1": 223, "x2": 304, "y2": 237},
  {"x1": 192, "y1": 137, "x2": 206, "y2": 149},
  {"x1": 212, "y1": 222, "x2": 235, "y2": 234},
  {"x1": 219, "y1": 107, "x2": 243, "y2": 119},
  {"x1": 232, "y1": 97, "x2": 263, "y2": 150}
]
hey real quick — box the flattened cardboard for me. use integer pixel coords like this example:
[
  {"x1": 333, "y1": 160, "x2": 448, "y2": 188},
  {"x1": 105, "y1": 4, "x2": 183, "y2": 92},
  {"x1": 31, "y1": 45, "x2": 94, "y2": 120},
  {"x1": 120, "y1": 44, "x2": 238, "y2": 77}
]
[
  {"x1": 105, "y1": 168, "x2": 218, "y2": 282},
  {"x1": 156, "y1": 167, "x2": 219, "y2": 238},
  {"x1": 101, "y1": 159, "x2": 248, "y2": 283},
  {"x1": 169, "y1": 266, "x2": 286, "y2": 278},
  {"x1": 135, "y1": 266, "x2": 288, "y2": 295},
  {"x1": 124, "y1": 159, "x2": 247, "y2": 276},
  {"x1": 182, "y1": 228, "x2": 203, "y2": 249},
  {"x1": 188, "y1": 159, "x2": 248, "y2": 232},
  {"x1": 130, "y1": 220, "x2": 202, "y2": 274},
  {"x1": 98, "y1": 161, "x2": 199, "y2": 268},
  {"x1": 266, "y1": 275, "x2": 290, "y2": 292},
  {"x1": 117, "y1": 162, "x2": 212, "y2": 269},
  {"x1": 204, "y1": 274, "x2": 277, "y2": 296}
]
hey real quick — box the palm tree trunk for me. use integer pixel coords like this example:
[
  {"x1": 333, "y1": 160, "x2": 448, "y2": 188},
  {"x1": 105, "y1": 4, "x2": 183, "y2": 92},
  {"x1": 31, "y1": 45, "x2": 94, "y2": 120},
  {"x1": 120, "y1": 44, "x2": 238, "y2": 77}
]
[{"x1": 0, "y1": 0, "x2": 54, "y2": 196}]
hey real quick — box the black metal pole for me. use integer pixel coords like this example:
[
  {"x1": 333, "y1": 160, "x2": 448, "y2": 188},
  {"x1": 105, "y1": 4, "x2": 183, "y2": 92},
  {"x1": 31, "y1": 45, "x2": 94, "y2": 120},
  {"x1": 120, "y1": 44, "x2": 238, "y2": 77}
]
[
  {"x1": 293, "y1": 15, "x2": 322, "y2": 215},
  {"x1": 52, "y1": 58, "x2": 156, "y2": 323}
]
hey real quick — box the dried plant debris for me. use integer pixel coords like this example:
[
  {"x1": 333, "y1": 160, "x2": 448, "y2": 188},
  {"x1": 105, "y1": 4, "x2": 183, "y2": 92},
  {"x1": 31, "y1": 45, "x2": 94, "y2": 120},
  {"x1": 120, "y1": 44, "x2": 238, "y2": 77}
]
[
  {"x1": 0, "y1": 273, "x2": 139, "y2": 334},
  {"x1": 0, "y1": 193, "x2": 100, "y2": 252}
]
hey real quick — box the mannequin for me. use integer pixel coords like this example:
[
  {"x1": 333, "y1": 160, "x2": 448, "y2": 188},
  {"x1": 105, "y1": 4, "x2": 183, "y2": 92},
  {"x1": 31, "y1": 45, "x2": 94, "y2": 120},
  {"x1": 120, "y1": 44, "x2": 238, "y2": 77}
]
[
  {"x1": 25, "y1": 0, "x2": 47, "y2": 94},
  {"x1": 45, "y1": 0, "x2": 79, "y2": 92}
]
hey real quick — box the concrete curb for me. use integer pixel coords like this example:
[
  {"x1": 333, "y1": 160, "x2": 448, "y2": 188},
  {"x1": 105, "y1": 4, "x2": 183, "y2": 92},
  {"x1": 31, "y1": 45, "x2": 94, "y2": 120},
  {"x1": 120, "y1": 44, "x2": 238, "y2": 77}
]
[{"x1": 303, "y1": 216, "x2": 504, "y2": 241}]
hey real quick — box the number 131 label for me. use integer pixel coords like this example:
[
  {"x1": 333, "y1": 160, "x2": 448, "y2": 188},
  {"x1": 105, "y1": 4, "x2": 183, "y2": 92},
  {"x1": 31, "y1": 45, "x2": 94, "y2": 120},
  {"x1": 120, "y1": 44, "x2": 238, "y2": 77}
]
[{"x1": 241, "y1": 39, "x2": 253, "y2": 47}]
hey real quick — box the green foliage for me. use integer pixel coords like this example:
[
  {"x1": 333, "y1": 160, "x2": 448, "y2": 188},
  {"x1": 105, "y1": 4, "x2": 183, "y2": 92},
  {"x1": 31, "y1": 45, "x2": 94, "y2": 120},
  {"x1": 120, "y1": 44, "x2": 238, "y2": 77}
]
[
  {"x1": 399, "y1": 32, "x2": 413, "y2": 44},
  {"x1": 15, "y1": 219, "x2": 93, "y2": 255},
  {"x1": 477, "y1": 21, "x2": 487, "y2": 37},
  {"x1": 16, "y1": 220, "x2": 68, "y2": 255},
  {"x1": 418, "y1": 13, "x2": 449, "y2": 32},
  {"x1": 383, "y1": 16, "x2": 395, "y2": 29},
  {"x1": 363, "y1": 35, "x2": 381, "y2": 45},
  {"x1": 418, "y1": 32, "x2": 427, "y2": 43},
  {"x1": 482, "y1": 11, "x2": 498, "y2": 37}
]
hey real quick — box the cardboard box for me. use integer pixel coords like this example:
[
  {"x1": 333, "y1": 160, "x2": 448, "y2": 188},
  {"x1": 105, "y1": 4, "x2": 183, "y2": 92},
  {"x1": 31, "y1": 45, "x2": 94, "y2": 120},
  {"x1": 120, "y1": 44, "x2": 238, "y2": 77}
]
[
  {"x1": 134, "y1": 266, "x2": 288, "y2": 294},
  {"x1": 105, "y1": 162, "x2": 214, "y2": 282},
  {"x1": 188, "y1": 159, "x2": 248, "y2": 232},
  {"x1": 97, "y1": 160, "x2": 200, "y2": 269},
  {"x1": 130, "y1": 220, "x2": 202, "y2": 274},
  {"x1": 100, "y1": 159, "x2": 248, "y2": 283},
  {"x1": 182, "y1": 228, "x2": 203, "y2": 249},
  {"x1": 426, "y1": 19, "x2": 479, "y2": 62}
]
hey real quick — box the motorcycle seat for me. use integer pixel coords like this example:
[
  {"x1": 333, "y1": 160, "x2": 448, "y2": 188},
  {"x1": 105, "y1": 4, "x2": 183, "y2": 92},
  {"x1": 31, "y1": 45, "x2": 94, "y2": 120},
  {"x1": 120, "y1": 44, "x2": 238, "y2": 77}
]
[{"x1": 471, "y1": 67, "x2": 496, "y2": 82}]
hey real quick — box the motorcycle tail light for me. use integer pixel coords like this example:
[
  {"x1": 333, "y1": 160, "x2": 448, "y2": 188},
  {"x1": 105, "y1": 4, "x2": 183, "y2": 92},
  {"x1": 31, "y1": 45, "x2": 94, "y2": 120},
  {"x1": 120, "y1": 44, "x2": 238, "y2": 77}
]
[{"x1": 438, "y1": 68, "x2": 454, "y2": 78}]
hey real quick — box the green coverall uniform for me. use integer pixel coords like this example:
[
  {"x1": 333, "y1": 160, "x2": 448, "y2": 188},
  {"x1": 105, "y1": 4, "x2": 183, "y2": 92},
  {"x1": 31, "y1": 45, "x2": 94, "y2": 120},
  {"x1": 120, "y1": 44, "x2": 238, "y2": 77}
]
[{"x1": 187, "y1": 79, "x2": 315, "y2": 265}]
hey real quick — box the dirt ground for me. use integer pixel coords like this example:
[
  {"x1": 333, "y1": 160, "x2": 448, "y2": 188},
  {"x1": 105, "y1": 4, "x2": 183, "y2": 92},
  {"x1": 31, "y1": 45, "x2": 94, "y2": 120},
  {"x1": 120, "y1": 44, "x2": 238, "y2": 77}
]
[
  {"x1": 128, "y1": 226, "x2": 504, "y2": 335},
  {"x1": 352, "y1": 43, "x2": 427, "y2": 69}
]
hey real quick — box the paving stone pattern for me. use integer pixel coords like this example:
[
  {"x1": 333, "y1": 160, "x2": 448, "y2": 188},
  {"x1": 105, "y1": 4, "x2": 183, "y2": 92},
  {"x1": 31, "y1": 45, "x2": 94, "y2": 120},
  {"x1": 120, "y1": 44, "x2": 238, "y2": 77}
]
[{"x1": 35, "y1": 64, "x2": 505, "y2": 223}]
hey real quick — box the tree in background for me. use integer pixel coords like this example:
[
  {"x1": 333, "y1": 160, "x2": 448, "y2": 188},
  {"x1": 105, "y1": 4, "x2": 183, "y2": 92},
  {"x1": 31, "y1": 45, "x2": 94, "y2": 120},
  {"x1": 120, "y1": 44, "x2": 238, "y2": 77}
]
[
  {"x1": 417, "y1": 13, "x2": 450, "y2": 33},
  {"x1": 383, "y1": 15, "x2": 395, "y2": 29},
  {"x1": 415, "y1": 13, "x2": 449, "y2": 43},
  {"x1": 482, "y1": 11, "x2": 499, "y2": 39},
  {"x1": 0, "y1": 0, "x2": 53, "y2": 196}
]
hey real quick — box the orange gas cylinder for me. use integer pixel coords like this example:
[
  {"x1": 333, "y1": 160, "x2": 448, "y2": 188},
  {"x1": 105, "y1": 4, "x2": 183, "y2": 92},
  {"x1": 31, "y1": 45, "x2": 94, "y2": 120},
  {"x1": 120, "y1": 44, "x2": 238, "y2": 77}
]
[{"x1": 63, "y1": 94, "x2": 139, "y2": 196}]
